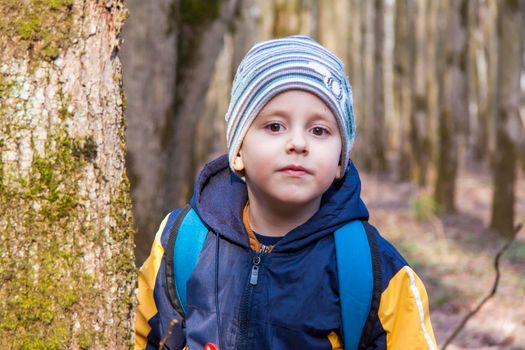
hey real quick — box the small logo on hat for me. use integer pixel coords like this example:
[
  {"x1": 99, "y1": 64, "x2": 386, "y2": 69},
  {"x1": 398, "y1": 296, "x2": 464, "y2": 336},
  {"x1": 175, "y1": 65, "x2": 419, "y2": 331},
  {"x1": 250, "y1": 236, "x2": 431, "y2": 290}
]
[
  {"x1": 307, "y1": 61, "x2": 343, "y2": 100},
  {"x1": 324, "y1": 76, "x2": 343, "y2": 100}
]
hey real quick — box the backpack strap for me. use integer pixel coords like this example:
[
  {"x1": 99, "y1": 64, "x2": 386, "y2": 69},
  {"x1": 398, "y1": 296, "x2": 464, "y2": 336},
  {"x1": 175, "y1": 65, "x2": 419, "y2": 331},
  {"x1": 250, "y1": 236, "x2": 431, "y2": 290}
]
[
  {"x1": 165, "y1": 205, "x2": 209, "y2": 317},
  {"x1": 334, "y1": 220, "x2": 378, "y2": 350}
]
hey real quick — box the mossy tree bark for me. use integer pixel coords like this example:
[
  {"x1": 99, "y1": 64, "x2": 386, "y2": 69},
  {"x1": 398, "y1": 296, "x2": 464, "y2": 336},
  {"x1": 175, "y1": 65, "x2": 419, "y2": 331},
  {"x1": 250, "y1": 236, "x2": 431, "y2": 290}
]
[
  {"x1": 434, "y1": 0, "x2": 468, "y2": 213},
  {"x1": 489, "y1": 0, "x2": 523, "y2": 236},
  {"x1": 0, "y1": 0, "x2": 135, "y2": 348}
]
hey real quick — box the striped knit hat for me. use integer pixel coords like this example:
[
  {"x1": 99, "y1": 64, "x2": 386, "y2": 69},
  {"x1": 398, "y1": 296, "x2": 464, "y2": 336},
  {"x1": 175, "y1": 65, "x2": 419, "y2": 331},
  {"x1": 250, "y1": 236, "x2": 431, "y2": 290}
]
[{"x1": 225, "y1": 35, "x2": 356, "y2": 175}]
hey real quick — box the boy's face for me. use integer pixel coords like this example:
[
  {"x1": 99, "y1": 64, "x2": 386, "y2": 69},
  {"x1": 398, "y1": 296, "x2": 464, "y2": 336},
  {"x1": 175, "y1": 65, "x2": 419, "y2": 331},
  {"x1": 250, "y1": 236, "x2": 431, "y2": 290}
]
[{"x1": 233, "y1": 89, "x2": 342, "y2": 207}]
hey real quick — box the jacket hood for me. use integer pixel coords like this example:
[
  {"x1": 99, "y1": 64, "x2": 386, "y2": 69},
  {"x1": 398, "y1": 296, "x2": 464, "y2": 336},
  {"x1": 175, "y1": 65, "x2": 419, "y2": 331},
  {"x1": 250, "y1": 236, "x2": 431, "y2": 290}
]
[{"x1": 190, "y1": 154, "x2": 369, "y2": 252}]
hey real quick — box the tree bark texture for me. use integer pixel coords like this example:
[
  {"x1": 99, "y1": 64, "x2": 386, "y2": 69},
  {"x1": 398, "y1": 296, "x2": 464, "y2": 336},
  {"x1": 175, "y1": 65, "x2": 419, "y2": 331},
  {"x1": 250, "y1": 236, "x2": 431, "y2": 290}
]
[
  {"x1": 490, "y1": 0, "x2": 523, "y2": 236},
  {"x1": 0, "y1": 0, "x2": 135, "y2": 348},
  {"x1": 122, "y1": 0, "x2": 178, "y2": 264},
  {"x1": 434, "y1": 0, "x2": 469, "y2": 213},
  {"x1": 164, "y1": 0, "x2": 239, "y2": 213}
]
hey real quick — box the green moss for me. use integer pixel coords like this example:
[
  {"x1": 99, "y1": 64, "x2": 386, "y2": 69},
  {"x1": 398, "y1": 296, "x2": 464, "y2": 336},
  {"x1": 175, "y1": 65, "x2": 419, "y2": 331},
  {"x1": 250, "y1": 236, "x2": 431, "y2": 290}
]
[
  {"x1": 0, "y1": 104, "x2": 101, "y2": 348},
  {"x1": 42, "y1": 44, "x2": 60, "y2": 60},
  {"x1": 78, "y1": 331, "x2": 93, "y2": 349},
  {"x1": 17, "y1": 17, "x2": 41, "y2": 40},
  {"x1": 0, "y1": 0, "x2": 75, "y2": 61},
  {"x1": 107, "y1": 137, "x2": 137, "y2": 349},
  {"x1": 179, "y1": 0, "x2": 220, "y2": 25},
  {"x1": 0, "y1": 29, "x2": 135, "y2": 347}
]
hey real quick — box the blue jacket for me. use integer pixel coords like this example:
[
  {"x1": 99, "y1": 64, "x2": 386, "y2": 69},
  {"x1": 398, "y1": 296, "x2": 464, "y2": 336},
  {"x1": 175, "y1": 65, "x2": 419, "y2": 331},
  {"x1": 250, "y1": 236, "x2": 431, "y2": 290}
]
[{"x1": 135, "y1": 155, "x2": 438, "y2": 349}]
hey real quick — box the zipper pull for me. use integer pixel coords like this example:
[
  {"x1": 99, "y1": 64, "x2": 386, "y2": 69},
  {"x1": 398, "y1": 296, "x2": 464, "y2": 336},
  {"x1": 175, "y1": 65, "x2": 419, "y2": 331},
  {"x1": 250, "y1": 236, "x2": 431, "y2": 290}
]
[{"x1": 250, "y1": 254, "x2": 261, "y2": 285}]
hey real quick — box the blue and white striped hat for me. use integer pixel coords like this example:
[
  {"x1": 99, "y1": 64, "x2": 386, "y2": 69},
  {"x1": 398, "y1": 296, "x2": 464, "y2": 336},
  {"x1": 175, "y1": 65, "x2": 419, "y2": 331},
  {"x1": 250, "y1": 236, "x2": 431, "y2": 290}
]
[{"x1": 225, "y1": 35, "x2": 356, "y2": 175}]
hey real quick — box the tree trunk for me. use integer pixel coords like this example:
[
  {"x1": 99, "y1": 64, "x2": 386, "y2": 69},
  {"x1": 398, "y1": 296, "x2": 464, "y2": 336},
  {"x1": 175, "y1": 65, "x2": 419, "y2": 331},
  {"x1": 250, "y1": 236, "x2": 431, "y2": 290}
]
[
  {"x1": 394, "y1": 0, "x2": 415, "y2": 181},
  {"x1": 426, "y1": 0, "x2": 441, "y2": 183},
  {"x1": 520, "y1": 46, "x2": 525, "y2": 173},
  {"x1": 411, "y1": 0, "x2": 433, "y2": 186},
  {"x1": 273, "y1": 0, "x2": 302, "y2": 37},
  {"x1": 317, "y1": 0, "x2": 350, "y2": 65},
  {"x1": 0, "y1": 1, "x2": 135, "y2": 348},
  {"x1": 122, "y1": 0, "x2": 178, "y2": 264},
  {"x1": 490, "y1": 0, "x2": 523, "y2": 236},
  {"x1": 348, "y1": 0, "x2": 363, "y2": 143},
  {"x1": 164, "y1": 0, "x2": 239, "y2": 212},
  {"x1": 473, "y1": 0, "x2": 498, "y2": 162},
  {"x1": 434, "y1": 0, "x2": 469, "y2": 213},
  {"x1": 370, "y1": 0, "x2": 388, "y2": 173}
]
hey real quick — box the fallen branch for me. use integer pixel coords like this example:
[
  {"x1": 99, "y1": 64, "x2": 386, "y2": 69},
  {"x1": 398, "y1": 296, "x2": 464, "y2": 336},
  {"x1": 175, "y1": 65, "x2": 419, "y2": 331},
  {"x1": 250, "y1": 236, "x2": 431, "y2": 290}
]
[
  {"x1": 442, "y1": 223, "x2": 522, "y2": 349},
  {"x1": 159, "y1": 319, "x2": 179, "y2": 350}
]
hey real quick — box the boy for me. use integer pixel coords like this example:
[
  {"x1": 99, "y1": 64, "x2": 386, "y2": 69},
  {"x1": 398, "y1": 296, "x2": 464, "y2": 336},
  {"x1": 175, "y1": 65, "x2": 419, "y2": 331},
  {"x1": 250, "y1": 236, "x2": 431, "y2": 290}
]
[{"x1": 135, "y1": 35, "x2": 438, "y2": 350}]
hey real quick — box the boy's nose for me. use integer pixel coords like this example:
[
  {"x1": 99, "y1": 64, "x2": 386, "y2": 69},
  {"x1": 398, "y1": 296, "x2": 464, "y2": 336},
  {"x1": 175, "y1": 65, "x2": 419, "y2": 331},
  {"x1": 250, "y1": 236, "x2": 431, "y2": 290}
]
[{"x1": 286, "y1": 131, "x2": 309, "y2": 155}]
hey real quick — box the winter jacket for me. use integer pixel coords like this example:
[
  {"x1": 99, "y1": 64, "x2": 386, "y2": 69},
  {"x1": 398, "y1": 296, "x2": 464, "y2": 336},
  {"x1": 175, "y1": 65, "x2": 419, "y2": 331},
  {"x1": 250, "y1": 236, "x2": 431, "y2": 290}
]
[{"x1": 135, "y1": 154, "x2": 438, "y2": 350}]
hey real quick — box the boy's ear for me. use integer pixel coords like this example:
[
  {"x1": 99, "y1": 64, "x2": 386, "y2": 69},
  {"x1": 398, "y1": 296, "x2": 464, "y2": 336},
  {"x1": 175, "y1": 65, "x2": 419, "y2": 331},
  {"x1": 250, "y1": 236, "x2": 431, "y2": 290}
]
[
  {"x1": 233, "y1": 152, "x2": 245, "y2": 172},
  {"x1": 335, "y1": 161, "x2": 343, "y2": 180}
]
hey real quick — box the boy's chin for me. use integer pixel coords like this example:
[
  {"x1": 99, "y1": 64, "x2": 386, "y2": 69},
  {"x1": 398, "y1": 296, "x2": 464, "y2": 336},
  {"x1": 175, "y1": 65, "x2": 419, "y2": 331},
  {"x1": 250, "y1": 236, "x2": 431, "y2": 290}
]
[{"x1": 268, "y1": 192, "x2": 324, "y2": 209}]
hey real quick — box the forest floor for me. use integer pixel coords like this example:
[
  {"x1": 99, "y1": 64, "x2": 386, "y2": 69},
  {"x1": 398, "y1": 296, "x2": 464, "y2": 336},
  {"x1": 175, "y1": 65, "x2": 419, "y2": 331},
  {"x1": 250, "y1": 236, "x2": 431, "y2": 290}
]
[{"x1": 360, "y1": 160, "x2": 525, "y2": 350}]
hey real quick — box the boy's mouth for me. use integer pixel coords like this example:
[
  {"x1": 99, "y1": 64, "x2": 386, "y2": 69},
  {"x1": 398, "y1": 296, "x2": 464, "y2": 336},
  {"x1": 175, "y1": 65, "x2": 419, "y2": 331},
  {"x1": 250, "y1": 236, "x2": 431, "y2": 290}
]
[{"x1": 279, "y1": 164, "x2": 310, "y2": 176}]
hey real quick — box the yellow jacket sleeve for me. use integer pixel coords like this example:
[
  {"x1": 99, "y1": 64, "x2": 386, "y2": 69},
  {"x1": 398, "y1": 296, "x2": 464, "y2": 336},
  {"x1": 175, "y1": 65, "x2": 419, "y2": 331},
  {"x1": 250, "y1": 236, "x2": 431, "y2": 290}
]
[
  {"x1": 378, "y1": 266, "x2": 438, "y2": 350},
  {"x1": 135, "y1": 214, "x2": 170, "y2": 350}
]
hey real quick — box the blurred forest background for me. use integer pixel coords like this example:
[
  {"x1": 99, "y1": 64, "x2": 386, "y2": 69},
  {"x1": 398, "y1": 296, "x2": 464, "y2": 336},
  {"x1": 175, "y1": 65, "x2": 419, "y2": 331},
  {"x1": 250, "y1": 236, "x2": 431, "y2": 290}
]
[
  {"x1": 0, "y1": 0, "x2": 524, "y2": 348},
  {"x1": 122, "y1": 0, "x2": 525, "y2": 349}
]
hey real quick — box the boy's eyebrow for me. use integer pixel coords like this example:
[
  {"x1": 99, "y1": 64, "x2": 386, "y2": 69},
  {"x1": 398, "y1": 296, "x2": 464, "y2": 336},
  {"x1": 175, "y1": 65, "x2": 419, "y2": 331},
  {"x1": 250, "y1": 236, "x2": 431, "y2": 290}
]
[
  {"x1": 258, "y1": 108, "x2": 335, "y2": 122},
  {"x1": 257, "y1": 108, "x2": 290, "y2": 118}
]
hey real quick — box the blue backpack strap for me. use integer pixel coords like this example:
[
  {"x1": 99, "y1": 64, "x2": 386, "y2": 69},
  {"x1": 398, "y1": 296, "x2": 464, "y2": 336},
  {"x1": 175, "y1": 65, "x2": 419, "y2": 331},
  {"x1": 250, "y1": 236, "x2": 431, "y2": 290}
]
[
  {"x1": 334, "y1": 220, "x2": 374, "y2": 350},
  {"x1": 165, "y1": 205, "x2": 209, "y2": 317}
]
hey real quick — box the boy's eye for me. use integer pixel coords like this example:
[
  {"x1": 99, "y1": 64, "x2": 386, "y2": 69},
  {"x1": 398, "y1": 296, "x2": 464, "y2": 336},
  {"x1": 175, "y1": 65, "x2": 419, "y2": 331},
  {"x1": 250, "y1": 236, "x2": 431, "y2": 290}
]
[
  {"x1": 265, "y1": 123, "x2": 284, "y2": 133},
  {"x1": 311, "y1": 126, "x2": 329, "y2": 136}
]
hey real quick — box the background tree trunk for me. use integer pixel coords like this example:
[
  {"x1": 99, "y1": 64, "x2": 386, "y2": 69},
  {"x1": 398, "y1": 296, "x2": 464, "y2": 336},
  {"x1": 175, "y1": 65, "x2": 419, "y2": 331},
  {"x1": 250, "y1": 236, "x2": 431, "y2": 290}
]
[
  {"x1": 473, "y1": 0, "x2": 498, "y2": 162},
  {"x1": 434, "y1": 0, "x2": 469, "y2": 213},
  {"x1": 490, "y1": 0, "x2": 523, "y2": 236},
  {"x1": 0, "y1": 0, "x2": 135, "y2": 348},
  {"x1": 122, "y1": 0, "x2": 178, "y2": 264},
  {"x1": 394, "y1": 0, "x2": 415, "y2": 181},
  {"x1": 164, "y1": 0, "x2": 240, "y2": 214},
  {"x1": 370, "y1": 0, "x2": 387, "y2": 173},
  {"x1": 358, "y1": 0, "x2": 375, "y2": 171},
  {"x1": 273, "y1": 0, "x2": 303, "y2": 37},
  {"x1": 348, "y1": 0, "x2": 363, "y2": 156},
  {"x1": 317, "y1": 0, "x2": 350, "y2": 66},
  {"x1": 411, "y1": 0, "x2": 432, "y2": 186}
]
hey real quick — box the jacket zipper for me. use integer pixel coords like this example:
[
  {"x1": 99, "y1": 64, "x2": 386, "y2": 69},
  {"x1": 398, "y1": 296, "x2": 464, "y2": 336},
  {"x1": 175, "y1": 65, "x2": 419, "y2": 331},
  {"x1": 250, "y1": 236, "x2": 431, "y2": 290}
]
[{"x1": 235, "y1": 246, "x2": 269, "y2": 349}]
